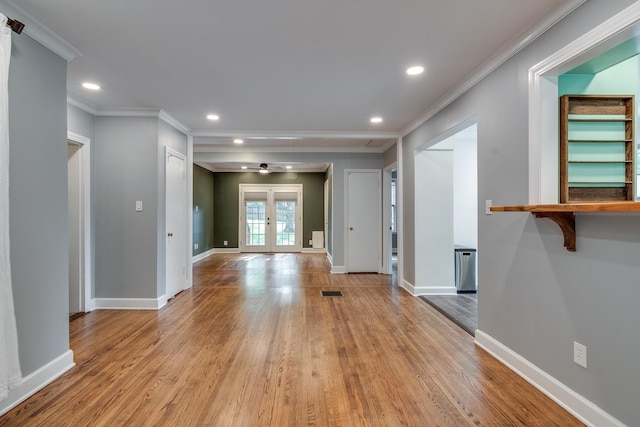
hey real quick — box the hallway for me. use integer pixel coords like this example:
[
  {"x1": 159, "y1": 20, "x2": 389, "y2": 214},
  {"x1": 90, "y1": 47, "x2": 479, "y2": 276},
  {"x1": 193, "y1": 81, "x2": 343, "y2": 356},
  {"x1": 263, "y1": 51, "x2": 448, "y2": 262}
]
[{"x1": 1, "y1": 253, "x2": 580, "y2": 426}]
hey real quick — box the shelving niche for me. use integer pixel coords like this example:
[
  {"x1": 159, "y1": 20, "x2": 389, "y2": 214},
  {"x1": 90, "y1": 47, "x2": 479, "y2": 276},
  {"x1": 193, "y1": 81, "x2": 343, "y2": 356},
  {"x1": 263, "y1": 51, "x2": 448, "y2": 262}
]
[{"x1": 560, "y1": 94, "x2": 635, "y2": 203}]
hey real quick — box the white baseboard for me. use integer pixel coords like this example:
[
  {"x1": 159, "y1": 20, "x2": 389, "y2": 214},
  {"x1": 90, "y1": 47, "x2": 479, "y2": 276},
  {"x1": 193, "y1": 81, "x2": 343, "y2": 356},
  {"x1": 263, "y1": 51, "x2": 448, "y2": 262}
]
[
  {"x1": 1, "y1": 350, "x2": 75, "y2": 416},
  {"x1": 475, "y1": 330, "x2": 624, "y2": 427},
  {"x1": 400, "y1": 279, "x2": 457, "y2": 296},
  {"x1": 212, "y1": 248, "x2": 240, "y2": 254},
  {"x1": 301, "y1": 248, "x2": 326, "y2": 253},
  {"x1": 86, "y1": 298, "x2": 95, "y2": 312},
  {"x1": 331, "y1": 265, "x2": 345, "y2": 274},
  {"x1": 414, "y1": 285, "x2": 457, "y2": 296},
  {"x1": 94, "y1": 297, "x2": 166, "y2": 310},
  {"x1": 192, "y1": 248, "x2": 216, "y2": 263}
]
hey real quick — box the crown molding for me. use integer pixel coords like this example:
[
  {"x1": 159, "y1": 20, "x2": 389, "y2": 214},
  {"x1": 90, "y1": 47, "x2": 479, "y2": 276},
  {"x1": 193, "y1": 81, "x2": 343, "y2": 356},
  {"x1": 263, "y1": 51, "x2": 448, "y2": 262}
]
[
  {"x1": 192, "y1": 145, "x2": 386, "y2": 154},
  {"x1": 67, "y1": 96, "x2": 98, "y2": 115},
  {"x1": 96, "y1": 108, "x2": 162, "y2": 118},
  {"x1": 400, "y1": 0, "x2": 587, "y2": 137},
  {"x1": 190, "y1": 129, "x2": 401, "y2": 139},
  {"x1": 158, "y1": 110, "x2": 190, "y2": 135},
  {"x1": 2, "y1": 0, "x2": 81, "y2": 61}
]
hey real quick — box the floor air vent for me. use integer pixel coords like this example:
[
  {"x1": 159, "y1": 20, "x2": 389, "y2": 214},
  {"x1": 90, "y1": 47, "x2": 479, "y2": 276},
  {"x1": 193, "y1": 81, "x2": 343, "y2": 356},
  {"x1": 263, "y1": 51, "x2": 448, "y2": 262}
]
[{"x1": 321, "y1": 290, "x2": 343, "y2": 297}]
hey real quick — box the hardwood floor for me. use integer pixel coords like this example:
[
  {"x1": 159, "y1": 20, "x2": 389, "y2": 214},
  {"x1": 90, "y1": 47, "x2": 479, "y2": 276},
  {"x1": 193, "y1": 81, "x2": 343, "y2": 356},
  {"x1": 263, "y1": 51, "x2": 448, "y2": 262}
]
[{"x1": 1, "y1": 253, "x2": 582, "y2": 426}]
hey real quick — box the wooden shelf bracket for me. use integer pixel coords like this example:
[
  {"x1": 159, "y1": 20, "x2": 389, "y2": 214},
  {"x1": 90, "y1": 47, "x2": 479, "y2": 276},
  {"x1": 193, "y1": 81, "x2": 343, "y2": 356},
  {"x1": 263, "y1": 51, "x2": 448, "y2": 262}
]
[{"x1": 532, "y1": 212, "x2": 576, "y2": 252}]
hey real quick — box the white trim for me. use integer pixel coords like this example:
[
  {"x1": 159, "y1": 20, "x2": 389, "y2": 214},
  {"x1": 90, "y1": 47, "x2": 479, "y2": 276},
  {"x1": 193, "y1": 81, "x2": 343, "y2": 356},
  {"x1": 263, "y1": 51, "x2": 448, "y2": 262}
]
[
  {"x1": 192, "y1": 248, "x2": 216, "y2": 263},
  {"x1": 94, "y1": 297, "x2": 167, "y2": 310},
  {"x1": 0, "y1": 350, "x2": 75, "y2": 416},
  {"x1": 3, "y1": 1, "x2": 81, "y2": 61},
  {"x1": 413, "y1": 286, "x2": 458, "y2": 296},
  {"x1": 67, "y1": 96, "x2": 98, "y2": 116},
  {"x1": 212, "y1": 247, "x2": 241, "y2": 254},
  {"x1": 97, "y1": 108, "x2": 161, "y2": 118},
  {"x1": 475, "y1": 330, "x2": 625, "y2": 427},
  {"x1": 401, "y1": 0, "x2": 587, "y2": 137},
  {"x1": 190, "y1": 129, "x2": 400, "y2": 139},
  {"x1": 186, "y1": 135, "x2": 193, "y2": 289},
  {"x1": 401, "y1": 279, "x2": 415, "y2": 294},
  {"x1": 301, "y1": 248, "x2": 326, "y2": 253},
  {"x1": 528, "y1": 2, "x2": 640, "y2": 204},
  {"x1": 67, "y1": 131, "x2": 93, "y2": 313},
  {"x1": 382, "y1": 162, "x2": 397, "y2": 275},
  {"x1": 330, "y1": 265, "x2": 345, "y2": 274},
  {"x1": 397, "y1": 137, "x2": 404, "y2": 289},
  {"x1": 159, "y1": 110, "x2": 190, "y2": 135},
  {"x1": 192, "y1": 145, "x2": 388, "y2": 154}
]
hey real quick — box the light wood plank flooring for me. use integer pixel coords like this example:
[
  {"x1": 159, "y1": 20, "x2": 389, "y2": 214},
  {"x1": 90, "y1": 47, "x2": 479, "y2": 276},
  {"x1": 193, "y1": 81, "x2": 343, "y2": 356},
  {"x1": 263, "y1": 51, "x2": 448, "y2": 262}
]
[{"x1": 0, "y1": 253, "x2": 581, "y2": 426}]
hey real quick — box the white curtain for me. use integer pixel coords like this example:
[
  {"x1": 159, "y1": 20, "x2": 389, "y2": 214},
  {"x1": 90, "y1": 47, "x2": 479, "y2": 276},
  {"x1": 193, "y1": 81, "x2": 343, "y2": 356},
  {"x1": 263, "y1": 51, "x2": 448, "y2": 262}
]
[{"x1": 0, "y1": 13, "x2": 22, "y2": 401}]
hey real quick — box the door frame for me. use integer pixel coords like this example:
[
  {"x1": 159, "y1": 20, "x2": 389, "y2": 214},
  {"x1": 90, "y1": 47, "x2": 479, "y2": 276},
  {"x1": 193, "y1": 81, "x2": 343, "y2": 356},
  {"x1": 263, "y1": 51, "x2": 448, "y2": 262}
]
[
  {"x1": 165, "y1": 146, "x2": 188, "y2": 300},
  {"x1": 344, "y1": 169, "x2": 382, "y2": 273},
  {"x1": 382, "y1": 163, "x2": 396, "y2": 275},
  {"x1": 67, "y1": 131, "x2": 93, "y2": 312},
  {"x1": 239, "y1": 184, "x2": 303, "y2": 253}
]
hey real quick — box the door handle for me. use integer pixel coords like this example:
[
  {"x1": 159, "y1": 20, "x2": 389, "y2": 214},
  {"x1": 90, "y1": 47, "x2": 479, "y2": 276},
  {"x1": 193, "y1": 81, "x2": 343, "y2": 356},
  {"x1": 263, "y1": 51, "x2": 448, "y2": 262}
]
[
  {"x1": 168, "y1": 232, "x2": 174, "y2": 237},
  {"x1": 349, "y1": 227, "x2": 354, "y2": 231}
]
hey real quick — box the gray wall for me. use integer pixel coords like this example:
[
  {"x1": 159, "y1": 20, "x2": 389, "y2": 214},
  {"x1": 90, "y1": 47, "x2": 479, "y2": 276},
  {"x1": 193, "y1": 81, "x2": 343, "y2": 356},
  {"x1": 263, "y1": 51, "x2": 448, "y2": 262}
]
[
  {"x1": 192, "y1": 149, "x2": 383, "y2": 267},
  {"x1": 95, "y1": 117, "x2": 160, "y2": 299},
  {"x1": 6, "y1": 29, "x2": 69, "y2": 375},
  {"x1": 383, "y1": 142, "x2": 397, "y2": 168},
  {"x1": 67, "y1": 104, "x2": 96, "y2": 299},
  {"x1": 401, "y1": 0, "x2": 639, "y2": 424}
]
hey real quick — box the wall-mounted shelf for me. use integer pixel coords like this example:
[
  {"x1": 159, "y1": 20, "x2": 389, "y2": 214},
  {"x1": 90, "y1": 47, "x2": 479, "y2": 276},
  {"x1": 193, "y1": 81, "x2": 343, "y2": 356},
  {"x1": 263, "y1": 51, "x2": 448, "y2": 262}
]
[
  {"x1": 560, "y1": 95, "x2": 635, "y2": 203},
  {"x1": 490, "y1": 202, "x2": 640, "y2": 251}
]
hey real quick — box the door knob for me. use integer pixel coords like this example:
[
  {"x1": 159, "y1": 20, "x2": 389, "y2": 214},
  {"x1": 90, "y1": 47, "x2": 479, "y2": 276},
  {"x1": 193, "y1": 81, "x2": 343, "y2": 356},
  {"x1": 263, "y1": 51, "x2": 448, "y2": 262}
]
[
  {"x1": 349, "y1": 227, "x2": 354, "y2": 230},
  {"x1": 168, "y1": 232, "x2": 174, "y2": 237}
]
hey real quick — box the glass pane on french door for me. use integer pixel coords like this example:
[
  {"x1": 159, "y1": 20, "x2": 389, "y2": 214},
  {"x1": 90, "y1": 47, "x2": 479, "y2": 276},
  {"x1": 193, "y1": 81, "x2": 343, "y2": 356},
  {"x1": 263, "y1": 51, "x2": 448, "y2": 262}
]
[
  {"x1": 245, "y1": 201, "x2": 266, "y2": 246},
  {"x1": 275, "y1": 201, "x2": 296, "y2": 246}
]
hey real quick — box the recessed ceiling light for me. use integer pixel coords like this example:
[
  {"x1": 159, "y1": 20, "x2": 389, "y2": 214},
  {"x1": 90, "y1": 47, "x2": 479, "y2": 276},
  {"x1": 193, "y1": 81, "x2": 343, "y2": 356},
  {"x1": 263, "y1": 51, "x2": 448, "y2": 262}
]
[
  {"x1": 406, "y1": 66, "x2": 424, "y2": 76},
  {"x1": 207, "y1": 114, "x2": 220, "y2": 121},
  {"x1": 82, "y1": 82, "x2": 101, "y2": 90},
  {"x1": 233, "y1": 139, "x2": 244, "y2": 144},
  {"x1": 241, "y1": 166, "x2": 248, "y2": 170},
  {"x1": 370, "y1": 117, "x2": 383, "y2": 124},
  {"x1": 285, "y1": 165, "x2": 292, "y2": 170}
]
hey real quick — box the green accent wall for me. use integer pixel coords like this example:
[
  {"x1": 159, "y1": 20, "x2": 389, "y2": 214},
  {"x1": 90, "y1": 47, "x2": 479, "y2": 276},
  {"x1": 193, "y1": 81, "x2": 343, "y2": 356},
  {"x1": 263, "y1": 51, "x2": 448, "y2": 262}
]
[
  {"x1": 559, "y1": 54, "x2": 638, "y2": 96},
  {"x1": 193, "y1": 164, "x2": 215, "y2": 255},
  {"x1": 213, "y1": 172, "x2": 325, "y2": 248}
]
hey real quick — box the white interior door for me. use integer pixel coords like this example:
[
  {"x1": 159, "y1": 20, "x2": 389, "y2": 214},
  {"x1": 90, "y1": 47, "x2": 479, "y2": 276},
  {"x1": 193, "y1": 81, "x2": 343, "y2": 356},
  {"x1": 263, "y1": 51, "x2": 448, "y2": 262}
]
[
  {"x1": 240, "y1": 185, "x2": 302, "y2": 253},
  {"x1": 165, "y1": 148, "x2": 187, "y2": 300},
  {"x1": 346, "y1": 170, "x2": 381, "y2": 272}
]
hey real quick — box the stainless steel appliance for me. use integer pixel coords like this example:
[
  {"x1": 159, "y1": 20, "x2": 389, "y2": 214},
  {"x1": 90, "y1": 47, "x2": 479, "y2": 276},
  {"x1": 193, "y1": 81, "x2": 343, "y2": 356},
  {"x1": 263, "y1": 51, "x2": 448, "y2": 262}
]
[{"x1": 454, "y1": 246, "x2": 476, "y2": 293}]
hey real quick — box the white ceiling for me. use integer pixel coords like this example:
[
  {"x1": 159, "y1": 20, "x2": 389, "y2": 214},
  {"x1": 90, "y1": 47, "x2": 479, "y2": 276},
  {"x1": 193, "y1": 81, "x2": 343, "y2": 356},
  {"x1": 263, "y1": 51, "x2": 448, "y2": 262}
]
[{"x1": 6, "y1": 0, "x2": 580, "y2": 155}]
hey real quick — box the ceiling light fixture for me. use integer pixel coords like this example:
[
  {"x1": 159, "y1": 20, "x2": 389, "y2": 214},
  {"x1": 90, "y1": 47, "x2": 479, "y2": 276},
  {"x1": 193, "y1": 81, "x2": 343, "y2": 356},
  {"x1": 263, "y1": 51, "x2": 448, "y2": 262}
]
[
  {"x1": 259, "y1": 163, "x2": 270, "y2": 174},
  {"x1": 207, "y1": 114, "x2": 220, "y2": 121},
  {"x1": 241, "y1": 165, "x2": 248, "y2": 170},
  {"x1": 406, "y1": 66, "x2": 424, "y2": 76},
  {"x1": 285, "y1": 165, "x2": 292, "y2": 170},
  {"x1": 233, "y1": 139, "x2": 244, "y2": 144},
  {"x1": 370, "y1": 117, "x2": 383, "y2": 124},
  {"x1": 82, "y1": 82, "x2": 101, "y2": 90}
]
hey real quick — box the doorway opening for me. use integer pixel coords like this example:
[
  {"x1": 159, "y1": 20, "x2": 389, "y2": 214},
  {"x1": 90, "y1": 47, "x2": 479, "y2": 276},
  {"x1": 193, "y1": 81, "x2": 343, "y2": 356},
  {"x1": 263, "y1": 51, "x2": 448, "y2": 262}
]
[
  {"x1": 67, "y1": 132, "x2": 92, "y2": 315},
  {"x1": 414, "y1": 119, "x2": 478, "y2": 333}
]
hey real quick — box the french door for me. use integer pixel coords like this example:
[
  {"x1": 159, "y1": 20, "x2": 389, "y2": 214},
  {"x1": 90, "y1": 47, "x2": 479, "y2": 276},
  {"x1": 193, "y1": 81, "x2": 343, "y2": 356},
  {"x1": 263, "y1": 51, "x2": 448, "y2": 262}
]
[{"x1": 240, "y1": 185, "x2": 302, "y2": 253}]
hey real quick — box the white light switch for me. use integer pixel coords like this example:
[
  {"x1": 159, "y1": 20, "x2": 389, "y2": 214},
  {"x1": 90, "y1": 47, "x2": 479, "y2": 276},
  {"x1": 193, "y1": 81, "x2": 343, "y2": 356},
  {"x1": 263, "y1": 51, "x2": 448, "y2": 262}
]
[
  {"x1": 485, "y1": 200, "x2": 492, "y2": 215},
  {"x1": 136, "y1": 201, "x2": 143, "y2": 212},
  {"x1": 195, "y1": 205, "x2": 199, "y2": 212}
]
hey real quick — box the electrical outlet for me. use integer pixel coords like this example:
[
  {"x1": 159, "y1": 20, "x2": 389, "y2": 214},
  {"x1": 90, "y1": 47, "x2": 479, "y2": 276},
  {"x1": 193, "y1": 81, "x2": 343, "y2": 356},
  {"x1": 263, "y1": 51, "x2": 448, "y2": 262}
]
[
  {"x1": 485, "y1": 199, "x2": 492, "y2": 215},
  {"x1": 309, "y1": 239, "x2": 313, "y2": 246},
  {"x1": 194, "y1": 243, "x2": 198, "y2": 250},
  {"x1": 574, "y1": 341, "x2": 587, "y2": 368},
  {"x1": 224, "y1": 240, "x2": 228, "y2": 246}
]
